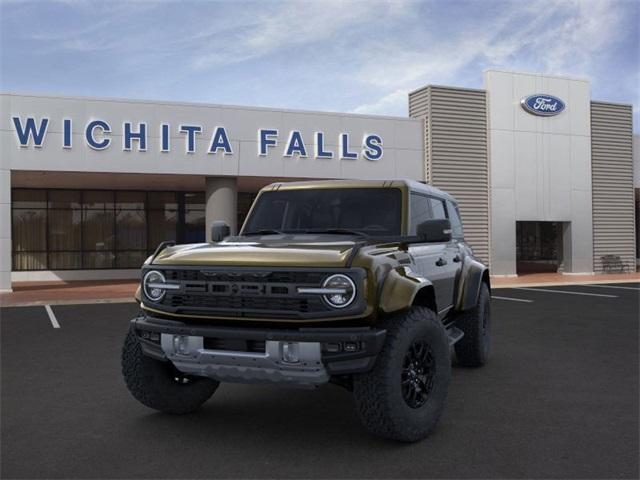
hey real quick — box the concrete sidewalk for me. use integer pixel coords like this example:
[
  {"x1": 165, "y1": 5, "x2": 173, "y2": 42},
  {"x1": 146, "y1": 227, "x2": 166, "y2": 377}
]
[
  {"x1": 0, "y1": 280, "x2": 138, "y2": 307},
  {"x1": 1, "y1": 271, "x2": 639, "y2": 307}
]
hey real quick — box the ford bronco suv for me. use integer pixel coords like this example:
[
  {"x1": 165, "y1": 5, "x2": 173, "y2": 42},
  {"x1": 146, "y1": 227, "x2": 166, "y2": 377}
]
[{"x1": 122, "y1": 180, "x2": 491, "y2": 442}]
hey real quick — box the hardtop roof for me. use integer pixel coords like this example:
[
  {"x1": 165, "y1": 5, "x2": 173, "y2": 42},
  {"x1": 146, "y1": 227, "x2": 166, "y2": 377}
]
[{"x1": 262, "y1": 179, "x2": 456, "y2": 203}]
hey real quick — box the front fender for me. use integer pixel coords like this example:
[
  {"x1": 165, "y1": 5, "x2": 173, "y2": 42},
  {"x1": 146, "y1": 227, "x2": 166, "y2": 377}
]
[
  {"x1": 134, "y1": 285, "x2": 142, "y2": 303},
  {"x1": 379, "y1": 266, "x2": 435, "y2": 314},
  {"x1": 455, "y1": 258, "x2": 490, "y2": 311}
]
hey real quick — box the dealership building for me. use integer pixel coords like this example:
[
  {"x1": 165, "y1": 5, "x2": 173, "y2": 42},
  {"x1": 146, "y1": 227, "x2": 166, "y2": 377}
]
[{"x1": 1, "y1": 69, "x2": 637, "y2": 291}]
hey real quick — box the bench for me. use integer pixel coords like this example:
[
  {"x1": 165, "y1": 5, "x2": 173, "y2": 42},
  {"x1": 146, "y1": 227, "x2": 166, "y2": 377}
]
[{"x1": 600, "y1": 255, "x2": 630, "y2": 273}]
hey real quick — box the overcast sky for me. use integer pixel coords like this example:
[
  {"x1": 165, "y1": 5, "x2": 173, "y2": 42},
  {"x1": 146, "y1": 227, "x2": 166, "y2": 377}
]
[{"x1": 1, "y1": 0, "x2": 638, "y2": 129}]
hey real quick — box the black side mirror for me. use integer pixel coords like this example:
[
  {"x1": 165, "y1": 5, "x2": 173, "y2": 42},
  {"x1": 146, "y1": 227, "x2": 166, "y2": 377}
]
[
  {"x1": 210, "y1": 221, "x2": 231, "y2": 242},
  {"x1": 416, "y1": 219, "x2": 452, "y2": 243}
]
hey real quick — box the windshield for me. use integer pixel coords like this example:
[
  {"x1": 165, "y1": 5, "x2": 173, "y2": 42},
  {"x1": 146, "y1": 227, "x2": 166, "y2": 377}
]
[{"x1": 242, "y1": 188, "x2": 402, "y2": 237}]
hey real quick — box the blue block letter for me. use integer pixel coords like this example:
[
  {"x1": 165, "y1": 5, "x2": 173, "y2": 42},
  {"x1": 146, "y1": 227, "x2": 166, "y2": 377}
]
[
  {"x1": 285, "y1": 131, "x2": 307, "y2": 157},
  {"x1": 314, "y1": 132, "x2": 333, "y2": 159},
  {"x1": 160, "y1": 124, "x2": 170, "y2": 152},
  {"x1": 258, "y1": 129, "x2": 278, "y2": 156},
  {"x1": 340, "y1": 133, "x2": 358, "y2": 160},
  {"x1": 362, "y1": 134, "x2": 383, "y2": 161},
  {"x1": 179, "y1": 125, "x2": 202, "y2": 153},
  {"x1": 13, "y1": 117, "x2": 49, "y2": 148},
  {"x1": 85, "y1": 120, "x2": 111, "y2": 150},
  {"x1": 63, "y1": 119, "x2": 72, "y2": 149},
  {"x1": 123, "y1": 122, "x2": 147, "y2": 151},
  {"x1": 209, "y1": 127, "x2": 233, "y2": 154}
]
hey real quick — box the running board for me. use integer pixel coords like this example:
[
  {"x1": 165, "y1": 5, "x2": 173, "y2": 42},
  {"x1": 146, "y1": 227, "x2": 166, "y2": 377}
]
[{"x1": 447, "y1": 327, "x2": 464, "y2": 346}]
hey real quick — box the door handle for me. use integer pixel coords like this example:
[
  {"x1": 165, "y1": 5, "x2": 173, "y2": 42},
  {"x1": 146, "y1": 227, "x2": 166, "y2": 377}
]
[
  {"x1": 435, "y1": 257, "x2": 447, "y2": 267},
  {"x1": 453, "y1": 255, "x2": 461, "y2": 263}
]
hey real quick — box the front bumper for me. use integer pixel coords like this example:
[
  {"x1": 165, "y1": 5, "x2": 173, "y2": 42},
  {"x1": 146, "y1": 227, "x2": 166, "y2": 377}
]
[{"x1": 132, "y1": 314, "x2": 386, "y2": 387}]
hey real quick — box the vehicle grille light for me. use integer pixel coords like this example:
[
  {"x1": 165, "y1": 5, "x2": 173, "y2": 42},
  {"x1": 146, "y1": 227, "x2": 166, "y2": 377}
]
[
  {"x1": 143, "y1": 270, "x2": 167, "y2": 302},
  {"x1": 322, "y1": 274, "x2": 356, "y2": 308}
]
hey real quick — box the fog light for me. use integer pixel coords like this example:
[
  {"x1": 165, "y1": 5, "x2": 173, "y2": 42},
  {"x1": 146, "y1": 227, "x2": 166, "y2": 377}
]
[
  {"x1": 282, "y1": 342, "x2": 300, "y2": 363},
  {"x1": 173, "y1": 335, "x2": 189, "y2": 355},
  {"x1": 343, "y1": 342, "x2": 359, "y2": 352}
]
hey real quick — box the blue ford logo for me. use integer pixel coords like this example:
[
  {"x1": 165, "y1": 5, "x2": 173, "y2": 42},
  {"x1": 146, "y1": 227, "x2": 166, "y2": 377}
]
[{"x1": 521, "y1": 94, "x2": 566, "y2": 116}]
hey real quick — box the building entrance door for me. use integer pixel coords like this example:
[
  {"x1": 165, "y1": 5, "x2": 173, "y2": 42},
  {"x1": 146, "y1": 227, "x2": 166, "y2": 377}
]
[{"x1": 516, "y1": 221, "x2": 564, "y2": 274}]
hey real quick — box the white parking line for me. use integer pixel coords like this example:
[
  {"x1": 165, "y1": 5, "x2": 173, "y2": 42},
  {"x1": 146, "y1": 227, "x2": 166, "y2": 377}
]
[
  {"x1": 44, "y1": 305, "x2": 60, "y2": 328},
  {"x1": 578, "y1": 284, "x2": 640, "y2": 291},
  {"x1": 492, "y1": 296, "x2": 533, "y2": 303},
  {"x1": 514, "y1": 287, "x2": 618, "y2": 298}
]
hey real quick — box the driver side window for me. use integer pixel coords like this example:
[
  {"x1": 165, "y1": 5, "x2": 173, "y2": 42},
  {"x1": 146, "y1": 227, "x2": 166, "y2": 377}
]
[{"x1": 409, "y1": 193, "x2": 431, "y2": 234}]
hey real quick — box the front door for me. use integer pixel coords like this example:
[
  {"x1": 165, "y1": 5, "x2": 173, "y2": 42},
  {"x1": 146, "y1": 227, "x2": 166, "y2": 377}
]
[{"x1": 409, "y1": 241, "x2": 458, "y2": 314}]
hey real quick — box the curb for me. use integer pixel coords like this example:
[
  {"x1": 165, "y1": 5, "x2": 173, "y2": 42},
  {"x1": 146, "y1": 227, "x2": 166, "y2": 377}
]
[
  {"x1": 492, "y1": 279, "x2": 640, "y2": 289},
  {"x1": 1, "y1": 298, "x2": 137, "y2": 308}
]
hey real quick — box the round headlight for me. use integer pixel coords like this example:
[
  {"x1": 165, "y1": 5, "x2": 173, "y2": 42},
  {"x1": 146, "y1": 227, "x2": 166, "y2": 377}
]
[
  {"x1": 322, "y1": 274, "x2": 356, "y2": 308},
  {"x1": 143, "y1": 270, "x2": 166, "y2": 302}
]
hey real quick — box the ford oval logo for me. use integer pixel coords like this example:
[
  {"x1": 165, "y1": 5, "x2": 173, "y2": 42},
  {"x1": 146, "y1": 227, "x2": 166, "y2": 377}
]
[{"x1": 521, "y1": 94, "x2": 566, "y2": 116}]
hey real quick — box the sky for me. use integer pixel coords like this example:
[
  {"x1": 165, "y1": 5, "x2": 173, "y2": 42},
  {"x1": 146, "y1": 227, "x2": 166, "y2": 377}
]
[{"x1": 1, "y1": 0, "x2": 638, "y2": 129}]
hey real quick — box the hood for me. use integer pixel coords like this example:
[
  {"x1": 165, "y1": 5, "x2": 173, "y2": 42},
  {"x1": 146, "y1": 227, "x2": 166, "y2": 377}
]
[{"x1": 152, "y1": 236, "x2": 358, "y2": 268}]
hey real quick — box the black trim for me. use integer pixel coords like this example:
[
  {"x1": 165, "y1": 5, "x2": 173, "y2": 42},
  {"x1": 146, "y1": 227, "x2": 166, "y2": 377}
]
[
  {"x1": 133, "y1": 314, "x2": 386, "y2": 374},
  {"x1": 141, "y1": 265, "x2": 368, "y2": 320}
]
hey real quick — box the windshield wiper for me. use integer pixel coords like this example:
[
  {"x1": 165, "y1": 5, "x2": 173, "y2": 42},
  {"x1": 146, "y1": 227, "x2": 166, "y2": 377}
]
[
  {"x1": 303, "y1": 228, "x2": 369, "y2": 237},
  {"x1": 242, "y1": 229, "x2": 284, "y2": 236}
]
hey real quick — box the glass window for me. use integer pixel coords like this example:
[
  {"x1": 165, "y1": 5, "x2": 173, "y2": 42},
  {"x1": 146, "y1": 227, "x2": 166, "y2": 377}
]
[
  {"x1": 13, "y1": 189, "x2": 46, "y2": 209},
  {"x1": 409, "y1": 193, "x2": 432, "y2": 234},
  {"x1": 446, "y1": 201, "x2": 464, "y2": 239},
  {"x1": 12, "y1": 209, "x2": 46, "y2": 251},
  {"x1": 49, "y1": 210, "x2": 82, "y2": 251},
  {"x1": 184, "y1": 210, "x2": 205, "y2": 243},
  {"x1": 83, "y1": 190, "x2": 114, "y2": 209},
  {"x1": 243, "y1": 188, "x2": 402, "y2": 236},
  {"x1": 148, "y1": 192, "x2": 178, "y2": 210},
  {"x1": 83, "y1": 251, "x2": 115, "y2": 269},
  {"x1": 13, "y1": 252, "x2": 47, "y2": 270},
  {"x1": 116, "y1": 210, "x2": 146, "y2": 250},
  {"x1": 116, "y1": 251, "x2": 147, "y2": 269},
  {"x1": 148, "y1": 209, "x2": 177, "y2": 250},
  {"x1": 11, "y1": 188, "x2": 208, "y2": 271},
  {"x1": 184, "y1": 192, "x2": 205, "y2": 208},
  {"x1": 116, "y1": 191, "x2": 145, "y2": 210},
  {"x1": 429, "y1": 198, "x2": 448, "y2": 220},
  {"x1": 82, "y1": 210, "x2": 114, "y2": 251},
  {"x1": 48, "y1": 190, "x2": 81, "y2": 209},
  {"x1": 49, "y1": 252, "x2": 81, "y2": 269}
]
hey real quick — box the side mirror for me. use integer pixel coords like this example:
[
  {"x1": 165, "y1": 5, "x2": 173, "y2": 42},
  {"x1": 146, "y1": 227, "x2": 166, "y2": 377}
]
[
  {"x1": 210, "y1": 221, "x2": 231, "y2": 242},
  {"x1": 416, "y1": 219, "x2": 452, "y2": 243}
]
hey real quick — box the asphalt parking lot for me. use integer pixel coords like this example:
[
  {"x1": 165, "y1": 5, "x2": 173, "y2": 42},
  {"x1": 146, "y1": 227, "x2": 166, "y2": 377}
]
[{"x1": 1, "y1": 284, "x2": 638, "y2": 479}]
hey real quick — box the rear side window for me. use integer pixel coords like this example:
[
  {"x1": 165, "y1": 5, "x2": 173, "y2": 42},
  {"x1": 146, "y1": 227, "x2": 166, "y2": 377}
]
[
  {"x1": 446, "y1": 200, "x2": 464, "y2": 239},
  {"x1": 429, "y1": 197, "x2": 447, "y2": 220},
  {"x1": 409, "y1": 193, "x2": 431, "y2": 234}
]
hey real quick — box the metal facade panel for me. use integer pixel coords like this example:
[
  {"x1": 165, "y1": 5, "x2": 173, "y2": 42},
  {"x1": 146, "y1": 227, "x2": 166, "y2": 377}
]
[
  {"x1": 590, "y1": 101, "x2": 636, "y2": 272},
  {"x1": 409, "y1": 86, "x2": 490, "y2": 265}
]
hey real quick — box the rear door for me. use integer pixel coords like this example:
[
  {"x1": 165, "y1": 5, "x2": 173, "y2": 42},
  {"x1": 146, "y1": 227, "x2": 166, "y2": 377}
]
[
  {"x1": 407, "y1": 193, "x2": 456, "y2": 315},
  {"x1": 427, "y1": 196, "x2": 461, "y2": 311}
]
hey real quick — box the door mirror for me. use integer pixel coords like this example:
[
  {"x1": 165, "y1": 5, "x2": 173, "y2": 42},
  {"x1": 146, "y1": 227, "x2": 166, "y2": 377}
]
[
  {"x1": 210, "y1": 221, "x2": 231, "y2": 242},
  {"x1": 416, "y1": 219, "x2": 452, "y2": 243}
]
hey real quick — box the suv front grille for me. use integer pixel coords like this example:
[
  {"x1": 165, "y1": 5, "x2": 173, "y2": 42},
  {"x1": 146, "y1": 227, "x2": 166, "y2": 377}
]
[{"x1": 145, "y1": 267, "x2": 366, "y2": 320}]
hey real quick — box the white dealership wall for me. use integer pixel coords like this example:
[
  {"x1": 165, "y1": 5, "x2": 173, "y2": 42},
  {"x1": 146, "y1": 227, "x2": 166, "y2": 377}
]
[
  {"x1": 0, "y1": 93, "x2": 425, "y2": 291},
  {"x1": 484, "y1": 70, "x2": 594, "y2": 275}
]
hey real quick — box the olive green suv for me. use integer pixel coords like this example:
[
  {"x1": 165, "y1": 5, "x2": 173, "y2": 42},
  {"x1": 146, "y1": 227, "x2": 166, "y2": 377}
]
[{"x1": 122, "y1": 180, "x2": 491, "y2": 442}]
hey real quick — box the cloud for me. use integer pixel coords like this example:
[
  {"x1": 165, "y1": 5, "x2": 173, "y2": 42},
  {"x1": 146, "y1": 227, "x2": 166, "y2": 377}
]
[
  {"x1": 189, "y1": 0, "x2": 412, "y2": 70},
  {"x1": 350, "y1": 0, "x2": 633, "y2": 115},
  {"x1": 351, "y1": 88, "x2": 409, "y2": 116}
]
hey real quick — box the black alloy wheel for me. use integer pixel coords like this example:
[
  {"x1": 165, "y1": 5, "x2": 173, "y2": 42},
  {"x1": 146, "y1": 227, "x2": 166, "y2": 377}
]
[{"x1": 401, "y1": 340, "x2": 436, "y2": 409}]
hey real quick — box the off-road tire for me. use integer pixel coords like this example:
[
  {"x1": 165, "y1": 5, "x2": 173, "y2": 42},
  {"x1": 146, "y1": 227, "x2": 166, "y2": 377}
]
[
  {"x1": 454, "y1": 283, "x2": 491, "y2": 367},
  {"x1": 352, "y1": 306, "x2": 451, "y2": 442},
  {"x1": 122, "y1": 327, "x2": 219, "y2": 414}
]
